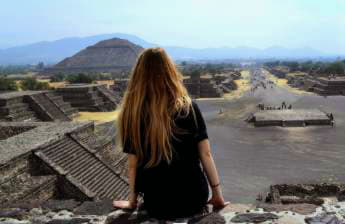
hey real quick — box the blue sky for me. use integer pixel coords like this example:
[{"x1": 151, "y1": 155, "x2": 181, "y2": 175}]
[{"x1": 1, "y1": 0, "x2": 344, "y2": 54}]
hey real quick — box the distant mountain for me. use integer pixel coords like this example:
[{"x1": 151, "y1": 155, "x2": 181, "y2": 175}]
[
  {"x1": 0, "y1": 33, "x2": 334, "y2": 65},
  {"x1": 0, "y1": 33, "x2": 155, "y2": 65},
  {"x1": 164, "y1": 46, "x2": 327, "y2": 60}
]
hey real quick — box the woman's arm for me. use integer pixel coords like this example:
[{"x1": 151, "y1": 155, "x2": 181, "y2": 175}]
[
  {"x1": 128, "y1": 154, "x2": 138, "y2": 206},
  {"x1": 198, "y1": 139, "x2": 229, "y2": 209},
  {"x1": 113, "y1": 154, "x2": 138, "y2": 209}
]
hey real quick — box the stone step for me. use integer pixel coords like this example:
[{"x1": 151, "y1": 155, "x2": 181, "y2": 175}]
[
  {"x1": 35, "y1": 136, "x2": 129, "y2": 201},
  {"x1": 60, "y1": 92, "x2": 99, "y2": 100},
  {"x1": 63, "y1": 106, "x2": 79, "y2": 116},
  {"x1": 45, "y1": 92, "x2": 63, "y2": 100},
  {"x1": 30, "y1": 94, "x2": 70, "y2": 121},
  {"x1": 45, "y1": 93, "x2": 78, "y2": 117},
  {"x1": 57, "y1": 87, "x2": 94, "y2": 93},
  {"x1": 0, "y1": 172, "x2": 57, "y2": 205},
  {"x1": 52, "y1": 99, "x2": 68, "y2": 107},
  {"x1": 0, "y1": 103, "x2": 30, "y2": 116},
  {"x1": 0, "y1": 155, "x2": 31, "y2": 185},
  {"x1": 6, "y1": 110, "x2": 39, "y2": 122},
  {"x1": 68, "y1": 98, "x2": 105, "y2": 107},
  {"x1": 0, "y1": 97, "x2": 24, "y2": 107}
]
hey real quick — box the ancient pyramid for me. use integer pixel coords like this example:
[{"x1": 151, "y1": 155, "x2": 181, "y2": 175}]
[{"x1": 46, "y1": 38, "x2": 143, "y2": 74}]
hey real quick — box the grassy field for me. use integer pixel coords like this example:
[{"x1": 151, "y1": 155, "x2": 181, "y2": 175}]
[
  {"x1": 48, "y1": 81, "x2": 66, "y2": 88},
  {"x1": 95, "y1": 80, "x2": 115, "y2": 87},
  {"x1": 73, "y1": 110, "x2": 119, "y2": 123}
]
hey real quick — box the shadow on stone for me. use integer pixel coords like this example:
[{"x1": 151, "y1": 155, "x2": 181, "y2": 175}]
[
  {"x1": 74, "y1": 199, "x2": 114, "y2": 216},
  {"x1": 105, "y1": 210, "x2": 152, "y2": 224},
  {"x1": 188, "y1": 212, "x2": 226, "y2": 224},
  {"x1": 41, "y1": 200, "x2": 81, "y2": 212},
  {"x1": 231, "y1": 213, "x2": 279, "y2": 223}
]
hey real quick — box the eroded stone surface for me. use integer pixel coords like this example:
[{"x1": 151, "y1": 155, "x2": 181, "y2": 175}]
[
  {"x1": 259, "y1": 203, "x2": 319, "y2": 215},
  {"x1": 41, "y1": 200, "x2": 81, "y2": 212},
  {"x1": 1, "y1": 201, "x2": 345, "y2": 224}
]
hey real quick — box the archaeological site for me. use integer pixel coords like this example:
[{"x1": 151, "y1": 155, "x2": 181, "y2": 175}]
[{"x1": 1, "y1": 3, "x2": 345, "y2": 221}]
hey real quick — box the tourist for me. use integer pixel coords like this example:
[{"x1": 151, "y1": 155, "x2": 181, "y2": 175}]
[
  {"x1": 282, "y1": 101, "x2": 287, "y2": 109},
  {"x1": 113, "y1": 48, "x2": 229, "y2": 219}
]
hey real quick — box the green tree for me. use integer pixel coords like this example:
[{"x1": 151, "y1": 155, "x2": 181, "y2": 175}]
[
  {"x1": 50, "y1": 73, "x2": 65, "y2": 82},
  {"x1": 66, "y1": 73, "x2": 94, "y2": 84},
  {"x1": 325, "y1": 62, "x2": 345, "y2": 75},
  {"x1": 21, "y1": 77, "x2": 50, "y2": 90},
  {"x1": 0, "y1": 77, "x2": 18, "y2": 91}
]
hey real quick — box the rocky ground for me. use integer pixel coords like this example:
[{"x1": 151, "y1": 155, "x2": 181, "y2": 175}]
[{"x1": 1, "y1": 199, "x2": 345, "y2": 224}]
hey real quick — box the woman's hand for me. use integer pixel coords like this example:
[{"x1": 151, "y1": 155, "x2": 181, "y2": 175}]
[
  {"x1": 113, "y1": 200, "x2": 137, "y2": 210},
  {"x1": 208, "y1": 192, "x2": 230, "y2": 210}
]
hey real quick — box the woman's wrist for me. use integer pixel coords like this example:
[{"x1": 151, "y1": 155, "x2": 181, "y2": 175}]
[
  {"x1": 211, "y1": 185, "x2": 222, "y2": 196},
  {"x1": 129, "y1": 193, "x2": 138, "y2": 204}
]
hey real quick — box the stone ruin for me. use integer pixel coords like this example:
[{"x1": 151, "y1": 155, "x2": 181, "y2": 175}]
[
  {"x1": 266, "y1": 183, "x2": 345, "y2": 206},
  {"x1": 286, "y1": 75, "x2": 345, "y2": 96},
  {"x1": 307, "y1": 77, "x2": 345, "y2": 96},
  {"x1": 0, "y1": 83, "x2": 121, "y2": 123},
  {"x1": 0, "y1": 83, "x2": 132, "y2": 222},
  {"x1": 56, "y1": 84, "x2": 121, "y2": 112},
  {"x1": 0, "y1": 91, "x2": 77, "y2": 122},
  {"x1": 183, "y1": 71, "x2": 241, "y2": 98},
  {"x1": 0, "y1": 121, "x2": 128, "y2": 206},
  {"x1": 247, "y1": 108, "x2": 332, "y2": 127},
  {"x1": 110, "y1": 79, "x2": 128, "y2": 98},
  {"x1": 287, "y1": 73, "x2": 310, "y2": 88},
  {"x1": 268, "y1": 66, "x2": 290, "y2": 79},
  {"x1": 184, "y1": 76, "x2": 224, "y2": 98}
]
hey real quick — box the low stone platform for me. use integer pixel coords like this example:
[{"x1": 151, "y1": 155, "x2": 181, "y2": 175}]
[
  {"x1": 248, "y1": 109, "x2": 332, "y2": 127},
  {"x1": 1, "y1": 199, "x2": 345, "y2": 224}
]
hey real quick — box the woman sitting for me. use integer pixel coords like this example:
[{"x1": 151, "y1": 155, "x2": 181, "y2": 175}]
[{"x1": 113, "y1": 48, "x2": 229, "y2": 220}]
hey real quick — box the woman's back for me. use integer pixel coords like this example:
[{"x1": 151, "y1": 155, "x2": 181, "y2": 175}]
[{"x1": 124, "y1": 102, "x2": 209, "y2": 218}]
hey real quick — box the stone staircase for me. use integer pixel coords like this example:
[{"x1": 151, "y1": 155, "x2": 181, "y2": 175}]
[
  {"x1": 0, "y1": 95, "x2": 41, "y2": 122},
  {"x1": 28, "y1": 93, "x2": 71, "y2": 122},
  {"x1": 34, "y1": 135, "x2": 129, "y2": 200},
  {"x1": 96, "y1": 85, "x2": 120, "y2": 111},
  {"x1": 45, "y1": 92, "x2": 78, "y2": 118},
  {"x1": 57, "y1": 85, "x2": 108, "y2": 112}
]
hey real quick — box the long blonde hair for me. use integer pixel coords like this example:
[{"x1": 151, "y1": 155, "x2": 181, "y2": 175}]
[{"x1": 117, "y1": 48, "x2": 192, "y2": 168}]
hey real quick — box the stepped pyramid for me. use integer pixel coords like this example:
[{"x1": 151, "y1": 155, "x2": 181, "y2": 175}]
[{"x1": 45, "y1": 38, "x2": 143, "y2": 74}]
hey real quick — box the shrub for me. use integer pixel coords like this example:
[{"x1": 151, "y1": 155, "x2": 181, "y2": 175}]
[
  {"x1": 0, "y1": 77, "x2": 18, "y2": 91},
  {"x1": 66, "y1": 73, "x2": 94, "y2": 84},
  {"x1": 21, "y1": 77, "x2": 51, "y2": 90}
]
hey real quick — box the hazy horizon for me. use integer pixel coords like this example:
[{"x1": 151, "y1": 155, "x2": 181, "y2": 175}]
[{"x1": 1, "y1": 0, "x2": 345, "y2": 54}]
